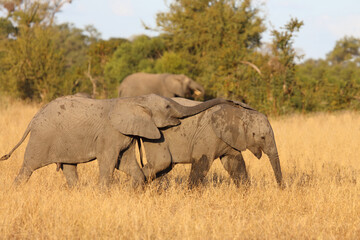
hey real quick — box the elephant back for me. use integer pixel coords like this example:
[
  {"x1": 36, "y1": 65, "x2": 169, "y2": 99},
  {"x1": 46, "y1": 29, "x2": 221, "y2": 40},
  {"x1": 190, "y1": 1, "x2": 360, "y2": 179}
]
[{"x1": 119, "y1": 73, "x2": 166, "y2": 97}]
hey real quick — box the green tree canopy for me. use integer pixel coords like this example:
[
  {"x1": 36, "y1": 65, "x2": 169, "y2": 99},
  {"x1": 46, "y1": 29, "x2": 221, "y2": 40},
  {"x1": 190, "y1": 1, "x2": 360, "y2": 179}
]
[
  {"x1": 326, "y1": 36, "x2": 360, "y2": 64},
  {"x1": 86, "y1": 37, "x2": 129, "y2": 97},
  {"x1": 0, "y1": 0, "x2": 358, "y2": 114},
  {"x1": 0, "y1": 0, "x2": 96, "y2": 101},
  {"x1": 156, "y1": 0, "x2": 265, "y2": 99}
]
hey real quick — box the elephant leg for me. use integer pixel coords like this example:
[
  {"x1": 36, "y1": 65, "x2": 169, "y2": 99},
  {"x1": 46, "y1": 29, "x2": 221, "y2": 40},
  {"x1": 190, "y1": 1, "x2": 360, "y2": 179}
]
[
  {"x1": 118, "y1": 145, "x2": 146, "y2": 188},
  {"x1": 13, "y1": 164, "x2": 33, "y2": 186},
  {"x1": 188, "y1": 155, "x2": 213, "y2": 187},
  {"x1": 220, "y1": 153, "x2": 249, "y2": 187},
  {"x1": 97, "y1": 150, "x2": 119, "y2": 188},
  {"x1": 62, "y1": 164, "x2": 78, "y2": 188},
  {"x1": 141, "y1": 141, "x2": 172, "y2": 182},
  {"x1": 13, "y1": 140, "x2": 49, "y2": 185}
]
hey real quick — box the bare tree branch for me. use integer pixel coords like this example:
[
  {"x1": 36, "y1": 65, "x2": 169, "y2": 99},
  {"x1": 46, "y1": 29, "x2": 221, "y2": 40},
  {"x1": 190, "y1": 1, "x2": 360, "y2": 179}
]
[
  {"x1": 49, "y1": 0, "x2": 72, "y2": 26},
  {"x1": 239, "y1": 60, "x2": 262, "y2": 76},
  {"x1": 84, "y1": 61, "x2": 97, "y2": 98}
]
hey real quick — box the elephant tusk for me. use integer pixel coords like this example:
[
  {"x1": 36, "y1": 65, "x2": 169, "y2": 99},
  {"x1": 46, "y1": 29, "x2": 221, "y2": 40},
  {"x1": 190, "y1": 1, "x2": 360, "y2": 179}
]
[
  {"x1": 140, "y1": 138, "x2": 148, "y2": 166},
  {"x1": 134, "y1": 139, "x2": 142, "y2": 167},
  {"x1": 194, "y1": 90, "x2": 202, "y2": 96},
  {"x1": 134, "y1": 138, "x2": 148, "y2": 168}
]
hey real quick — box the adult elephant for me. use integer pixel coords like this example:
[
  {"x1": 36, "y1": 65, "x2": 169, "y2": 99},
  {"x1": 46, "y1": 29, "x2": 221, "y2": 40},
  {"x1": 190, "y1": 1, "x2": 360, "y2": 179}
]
[
  {"x1": 132, "y1": 98, "x2": 283, "y2": 187},
  {"x1": 118, "y1": 73, "x2": 205, "y2": 99},
  {"x1": 0, "y1": 94, "x2": 232, "y2": 187}
]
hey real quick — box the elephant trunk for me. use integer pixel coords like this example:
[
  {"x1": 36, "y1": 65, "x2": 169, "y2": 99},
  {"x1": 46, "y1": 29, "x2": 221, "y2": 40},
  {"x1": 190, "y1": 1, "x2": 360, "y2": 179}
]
[
  {"x1": 168, "y1": 98, "x2": 231, "y2": 118},
  {"x1": 268, "y1": 151, "x2": 283, "y2": 188},
  {"x1": 190, "y1": 81, "x2": 205, "y2": 97}
]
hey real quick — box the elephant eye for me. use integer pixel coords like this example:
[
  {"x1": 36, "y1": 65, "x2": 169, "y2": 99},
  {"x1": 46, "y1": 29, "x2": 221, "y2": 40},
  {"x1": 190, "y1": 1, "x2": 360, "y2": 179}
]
[
  {"x1": 261, "y1": 136, "x2": 265, "y2": 140},
  {"x1": 165, "y1": 105, "x2": 171, "y2": 109}
]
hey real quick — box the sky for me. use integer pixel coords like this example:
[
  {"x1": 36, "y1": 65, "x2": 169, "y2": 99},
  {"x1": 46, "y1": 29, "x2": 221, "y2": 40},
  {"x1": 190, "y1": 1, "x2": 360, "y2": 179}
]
[{"x1": 57, "y1": 0, "x2": 360, "y2": 60}]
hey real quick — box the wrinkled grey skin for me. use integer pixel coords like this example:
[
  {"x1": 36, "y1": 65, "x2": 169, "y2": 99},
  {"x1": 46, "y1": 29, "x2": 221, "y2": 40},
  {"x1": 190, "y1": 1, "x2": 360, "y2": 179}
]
[
  {"x1": 133, "y1": 98, "x2": 283, "y2": 187},
  {"x1": 54, "y1": 92, "x2": 93, "y2": 172},
  {"x1": 1, "y1": 94, "x2": 232, "y2": 188},
  {"x1": 118, "y1": 73, "x2": 205, "y2": 99}
]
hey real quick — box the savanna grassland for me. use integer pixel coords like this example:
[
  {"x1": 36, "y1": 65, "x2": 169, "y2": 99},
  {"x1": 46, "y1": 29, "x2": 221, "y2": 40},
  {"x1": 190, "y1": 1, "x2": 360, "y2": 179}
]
[{"x1": 0, "y1": 98, "x2": 360, "y2": 239}]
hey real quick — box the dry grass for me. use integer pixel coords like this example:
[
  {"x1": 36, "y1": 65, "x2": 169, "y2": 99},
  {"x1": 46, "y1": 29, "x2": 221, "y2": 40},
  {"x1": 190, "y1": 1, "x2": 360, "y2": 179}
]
[{"x1": 0, "y1": 98, "x2": 359, "y2": 239}]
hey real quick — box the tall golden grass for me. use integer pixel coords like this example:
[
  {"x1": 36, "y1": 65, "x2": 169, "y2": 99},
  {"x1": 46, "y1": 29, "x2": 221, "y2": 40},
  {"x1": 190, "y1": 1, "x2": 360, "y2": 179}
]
[{"x1": 0, "y1": 98, "x2": 359, "y2": 239}]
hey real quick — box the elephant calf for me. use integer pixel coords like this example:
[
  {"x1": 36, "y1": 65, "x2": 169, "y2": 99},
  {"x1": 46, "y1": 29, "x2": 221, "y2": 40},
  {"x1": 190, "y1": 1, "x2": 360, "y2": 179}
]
[{"x1": 132, "y1": 98, "x2": 283, "y2": 187}]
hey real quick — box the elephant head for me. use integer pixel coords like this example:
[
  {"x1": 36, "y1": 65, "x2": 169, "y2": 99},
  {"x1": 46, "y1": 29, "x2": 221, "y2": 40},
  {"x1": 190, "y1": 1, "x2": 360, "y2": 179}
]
[
  {"x1": 109, "y1": 94, "x2": 231, "y2": 140},
  {"x1": 211, "y1": 105, "x2": 283, "y2": 186},
  {"x1": 164, "y1": 74, "x2": 205, "y2": 99}
]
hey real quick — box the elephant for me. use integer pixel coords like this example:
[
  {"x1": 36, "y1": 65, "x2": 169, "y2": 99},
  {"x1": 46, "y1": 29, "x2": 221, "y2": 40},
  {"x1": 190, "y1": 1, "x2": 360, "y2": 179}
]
[
  {"x1": 0, "y1": 94, "x2": 233, "y2": 188},
  {"x1": 118, "y1": 73, "x2": 205, "y2": 99},
  {"x1": 129, "y1": 98, "x2": 283, "y2": 187}
]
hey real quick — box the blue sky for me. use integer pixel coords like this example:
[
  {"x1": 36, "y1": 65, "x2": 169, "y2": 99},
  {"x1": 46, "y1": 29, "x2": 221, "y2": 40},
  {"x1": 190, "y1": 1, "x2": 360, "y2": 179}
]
[{"x1": 57, "y1": 0, "x2": 360, "y2": 60}]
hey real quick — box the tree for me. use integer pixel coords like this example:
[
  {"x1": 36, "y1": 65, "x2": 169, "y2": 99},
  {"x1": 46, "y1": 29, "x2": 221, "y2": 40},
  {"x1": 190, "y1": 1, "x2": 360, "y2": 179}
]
[
  {"x1": 54, "y1": 23, "x2": 98, "y2": 97},
  {"x1": 0, "y1": 0, "x2": 99, "y2": 101},
  {"x1": 266, "y1": 18, "x2": 304, "y2": 114},
  {"x1": 154, "y1": 51, "x2": 191, "y2": 75},
  {"x1": 294, "y1": 35, "x2": 360, "y2": 113},
  {"x1": 326, "y1": 36, "x2": 360, "y2": 64},
  {"x1": 0, "y1": 17, "x2": 16, "y2": 38},
  {"x1": 86, "y1": 37, "x2": 128, "y2": 98},
  {"x1": 296, "y1": 58, "x2": 360, "y2": 112},
  {"x1": 155, "y1": 0, "x2": 265, "y2": 100}
]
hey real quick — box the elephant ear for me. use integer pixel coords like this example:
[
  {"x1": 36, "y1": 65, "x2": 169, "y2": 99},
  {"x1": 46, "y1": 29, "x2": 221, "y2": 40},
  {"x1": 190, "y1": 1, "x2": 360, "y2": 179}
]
[
  {"x1": 211, "y1": 105, "x2": 247, "y2": 152},
  {"x1": 108, "y1": 103, "x2": 161, "y2": 139}
]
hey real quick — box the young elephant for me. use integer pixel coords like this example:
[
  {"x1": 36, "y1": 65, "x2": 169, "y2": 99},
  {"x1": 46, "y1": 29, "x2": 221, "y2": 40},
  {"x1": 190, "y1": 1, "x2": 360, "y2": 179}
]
[
  {"x1": 134, "y1": 98, "x2": 283, "y2": 187},
  {"x1": 0, "y1": 94, "x2": 232, "y2": 187}
]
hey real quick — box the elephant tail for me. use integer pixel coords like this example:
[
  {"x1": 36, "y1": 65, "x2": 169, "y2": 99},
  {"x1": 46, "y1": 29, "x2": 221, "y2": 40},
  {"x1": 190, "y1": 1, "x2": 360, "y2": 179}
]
[{"x1": 0, "y1": 121, "x2": 32, "y2": 161}]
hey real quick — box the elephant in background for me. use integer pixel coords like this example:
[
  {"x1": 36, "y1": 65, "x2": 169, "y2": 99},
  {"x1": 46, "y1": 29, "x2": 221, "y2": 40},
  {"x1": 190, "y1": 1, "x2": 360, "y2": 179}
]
[
  {"x1": 118, "y1": 73, "x2": 205, "y2": 99},
  {"x1": 1, "y1": 94, "x2": 232, "y2": 187},
  {"x1": 131, "y1": 98, "x2": 283, "y2": 187}
]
